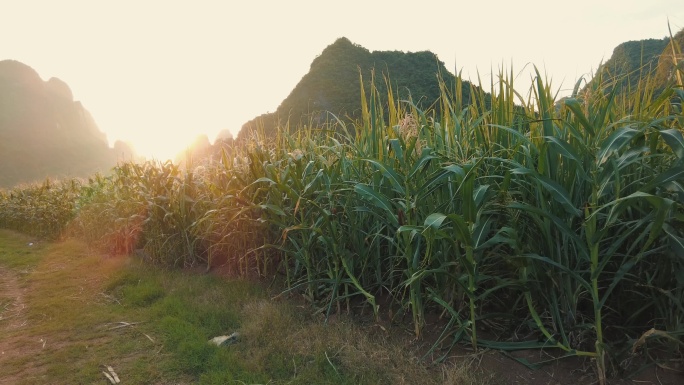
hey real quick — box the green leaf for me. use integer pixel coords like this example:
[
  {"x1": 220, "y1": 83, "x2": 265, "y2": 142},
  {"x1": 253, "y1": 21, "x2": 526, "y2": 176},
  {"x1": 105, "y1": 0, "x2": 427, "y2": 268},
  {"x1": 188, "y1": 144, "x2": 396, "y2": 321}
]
[
  {"x1": 601, "y1": 192, "x2": 673, "y2": 236},
  {"x1": 445, "y1": 213, "x2": 473, "y2": 247},
  {"x1": 640, "y1": 167, "x2": 684, "y2": 192},
  {"x1": 663, "y1": 224, "x2": 684, "y2": 256},
  {"x1": 660, "y1": 128, "x2": 684, "y2": 159},
  {"x1": 389, "y1": 138, "x2": 404, "y2": 162},
  {"x1": 512, "y1": 253, "x2": 592, "y2": 292},
  {"x1": 564, "y1": 98, "x2": 595, "y2": 136},
  {"x1": 544, "y1": 136, "x2": 582, "y2": 165},
  {"x1": 258, "y1": 204, "x2": 286, "y2": 217},
  {"x1": 424, "y1": 212, "x2": 447, "y2": 230},
  {"x1": 473, "y1": 185, "x2": 490, "y2": 208},
  {"x1": 361, "y1": 159, "x2": 405, "y2": 195},
  {"x1": 472, "y1": 216, "x2": 493, "y2": 249},
  {"x1": 508, "y1": 202, "x2": 587, "y2": 257},
  {"x1": 488, "y1": 124, "x2": 535, "y2": 146},
  {"x1": 476, "y1": 226, "x2": 518, "y2": 251},
  {"x1": 443, "y1": 164, "x2": 465, "y2": 180},
  {"x1": 303, "y1": 169, "x2": 324, "y2": 195},
  {"x1": 511, "y1": 168, "x2": 581, "y2": 217},
  {"x1": 409, "y1": 149, "x2": 437, "y2": 179},
  {"x1": 597, "y1": 127, "x2": 638, "y2": 165},
  {"x1": 354, "y1": 184, "x2": 398, "y2": 227}
]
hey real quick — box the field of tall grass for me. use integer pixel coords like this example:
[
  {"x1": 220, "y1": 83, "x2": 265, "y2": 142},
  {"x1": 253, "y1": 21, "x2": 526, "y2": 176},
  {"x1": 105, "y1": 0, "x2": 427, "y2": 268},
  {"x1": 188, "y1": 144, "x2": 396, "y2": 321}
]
[{"x1": 2, "y1": 62, "x2": 683, "y2": 382}]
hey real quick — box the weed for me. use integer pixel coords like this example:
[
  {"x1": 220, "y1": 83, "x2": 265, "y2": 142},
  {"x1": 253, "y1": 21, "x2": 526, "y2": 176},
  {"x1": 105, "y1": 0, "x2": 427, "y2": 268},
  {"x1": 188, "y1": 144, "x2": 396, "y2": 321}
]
[{"x1": 1, "y1": 231, "x2": 483, "y2": 384}]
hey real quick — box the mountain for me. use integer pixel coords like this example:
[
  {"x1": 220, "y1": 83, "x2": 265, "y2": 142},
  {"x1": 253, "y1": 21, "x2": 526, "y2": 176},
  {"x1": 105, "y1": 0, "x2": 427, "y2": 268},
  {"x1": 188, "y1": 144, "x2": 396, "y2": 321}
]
[
  {"x1": 0, "y1": 60, "x2": 135, "y2": 188},
  {"x1": 653, "y1": 28, "x2": 684, "y2": 87},
  {"x1": 238, "y1": 37, "x2": 477, "y2": 140},
  {"x1": 585, "y1": 27, "x2": 683, "y2": 95}
]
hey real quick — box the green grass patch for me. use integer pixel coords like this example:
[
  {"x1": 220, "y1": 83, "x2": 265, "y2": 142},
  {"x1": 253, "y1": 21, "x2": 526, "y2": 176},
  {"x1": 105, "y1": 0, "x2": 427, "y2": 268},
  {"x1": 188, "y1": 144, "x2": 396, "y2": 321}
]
[
  {"x1": 0, "y1": 229, "x2": 44, "y2": 268},
  {"x1": 0, "y1": 230, "x2": 487, "y2": 384}
]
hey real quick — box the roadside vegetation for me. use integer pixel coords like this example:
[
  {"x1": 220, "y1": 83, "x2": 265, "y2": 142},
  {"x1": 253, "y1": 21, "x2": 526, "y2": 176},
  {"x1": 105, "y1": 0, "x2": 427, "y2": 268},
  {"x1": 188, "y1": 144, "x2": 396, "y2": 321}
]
[
  {"x1": 0, "y1": 230, "x2": 481, "y2": 384},
  {"x1": 1, "y1": 50, "x2": 683, "y2": 383}
]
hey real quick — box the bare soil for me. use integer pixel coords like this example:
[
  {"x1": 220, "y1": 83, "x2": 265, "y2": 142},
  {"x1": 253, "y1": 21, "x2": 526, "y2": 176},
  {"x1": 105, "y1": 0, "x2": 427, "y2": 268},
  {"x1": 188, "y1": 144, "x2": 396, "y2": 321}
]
[
  {"x1": 0, "y1": 266, "x2": 26, "y2": 331},
  {"x1": 0, "y1": 265, "x2": 43, "y2": 384},
  {"x1": 327, "y1": 289, "x2": 684, "y2": 385}
]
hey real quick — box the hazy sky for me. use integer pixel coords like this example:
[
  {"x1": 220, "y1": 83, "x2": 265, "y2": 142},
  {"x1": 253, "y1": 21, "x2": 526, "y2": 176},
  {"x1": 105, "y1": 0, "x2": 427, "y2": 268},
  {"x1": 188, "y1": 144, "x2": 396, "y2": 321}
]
[{"x1": 1, "y1": 1, "x2": 683, "y2": 161}]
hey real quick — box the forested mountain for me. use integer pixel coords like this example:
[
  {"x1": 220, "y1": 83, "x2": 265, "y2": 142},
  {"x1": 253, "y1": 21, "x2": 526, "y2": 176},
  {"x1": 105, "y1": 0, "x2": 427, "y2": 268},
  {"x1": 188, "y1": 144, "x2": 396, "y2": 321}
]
[
  {"x1": 653, "y1": 27, "x2": 684, "y2": 87},
  {"x1": 241, "y1": 31, "x2": 684, "y2": 142},
  {"x1": 584, "y1": 27, "x2": 683, "y2": 94},
  {"x1": 0, "y1": 60, "x2": 134, "y2": 187},
  {"x1": 238, "y1": 37, "x2": 477, "y2": 140}
]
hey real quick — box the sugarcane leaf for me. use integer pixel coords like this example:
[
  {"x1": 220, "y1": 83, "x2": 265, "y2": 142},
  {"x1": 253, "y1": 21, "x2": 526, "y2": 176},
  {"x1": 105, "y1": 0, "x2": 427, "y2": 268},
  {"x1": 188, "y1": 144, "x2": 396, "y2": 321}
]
[
  {"x1": 424, "y1": 212, "x2": 447, "y2": 230},
  {"x1": 544, "y1": 136, "x2": 583, "y2": 165},
  {"x1": 409, "y1": 149, "x2": 437, "y2": 179},
  {"x1": 361, "y1": 159, "x2": 405, "y2": 195},
  {"x1": 641, "y1": 166, "x2": 684, "y2": 193},
  {"x1": 564, "y1": 98, "x2": 595, "y2": 136},
  {"x1": 354, "y1": 184, "x2": 398, "y2": 226},
  {"x1": 388, "y1": 138, "x2": 404, "y2": 162},
  {"x1": 660, "y1": 128, "x2": 684, "y2": 159},
  {"x1": 512, "y1": 168, "x2": 581, "y2": 217},
  {"x1": 597, "y1": 127, "x2": 639, "y2": 165}
]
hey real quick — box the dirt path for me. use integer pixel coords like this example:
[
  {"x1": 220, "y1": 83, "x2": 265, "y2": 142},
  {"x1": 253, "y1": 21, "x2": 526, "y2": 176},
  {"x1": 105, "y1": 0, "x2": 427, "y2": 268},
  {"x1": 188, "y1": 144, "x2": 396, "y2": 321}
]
[
  {"x1": 0, "y1": 266, "x2": 27, "y2": 333},
  {"x1": 0, "y1": 265, "x2": 35, "y2": 384}
]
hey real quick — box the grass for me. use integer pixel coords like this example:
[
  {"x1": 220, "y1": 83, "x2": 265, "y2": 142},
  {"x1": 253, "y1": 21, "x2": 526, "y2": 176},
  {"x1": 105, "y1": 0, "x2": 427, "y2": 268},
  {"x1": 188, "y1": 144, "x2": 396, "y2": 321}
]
[{"x1": 0, "y1": 229, "x2": 490, "y2": 385}]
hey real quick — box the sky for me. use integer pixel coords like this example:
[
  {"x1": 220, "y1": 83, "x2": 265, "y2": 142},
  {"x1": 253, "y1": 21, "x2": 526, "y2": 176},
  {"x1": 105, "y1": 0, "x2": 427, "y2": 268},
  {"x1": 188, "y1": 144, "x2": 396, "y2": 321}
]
[{"x1": 1, "y1": 1, "x2": 683, "y2": 161}]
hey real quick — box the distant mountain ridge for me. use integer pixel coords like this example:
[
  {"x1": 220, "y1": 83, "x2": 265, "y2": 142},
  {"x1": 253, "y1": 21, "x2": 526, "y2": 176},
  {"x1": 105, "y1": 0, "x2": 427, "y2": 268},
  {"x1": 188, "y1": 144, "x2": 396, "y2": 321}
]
[
  {"x1": 239, "y1": 32, "x2": 684, "y2": 143},
  {"x1": 585, "y1": 27, "x2": 684, "y2": 94},
  {"x1": 237, "y1": 37, "x2": 477, "y2": 140},
  {"x1": 0, "y1": 60, "x2": 134, "y2": 188}
]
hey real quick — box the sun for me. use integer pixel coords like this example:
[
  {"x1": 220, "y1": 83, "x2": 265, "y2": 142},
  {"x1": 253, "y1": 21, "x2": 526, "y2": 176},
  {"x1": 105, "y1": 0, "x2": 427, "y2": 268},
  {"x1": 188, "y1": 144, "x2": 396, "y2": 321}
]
[{"x1": 127, "y1": 131, "x2": 197, "y2": 163}]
